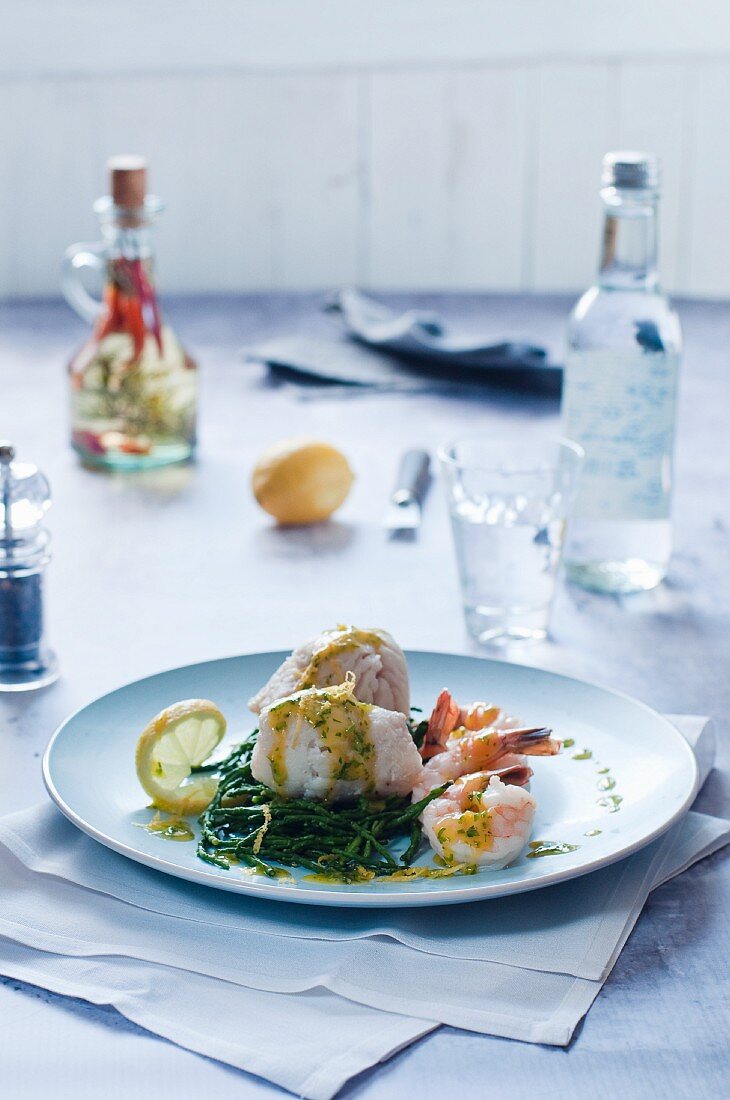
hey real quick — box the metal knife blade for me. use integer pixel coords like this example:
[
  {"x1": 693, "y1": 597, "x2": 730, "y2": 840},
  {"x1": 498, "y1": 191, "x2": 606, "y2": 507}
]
[{"x1": 385, "y1": 449, "x2": 431, "y2": 533}]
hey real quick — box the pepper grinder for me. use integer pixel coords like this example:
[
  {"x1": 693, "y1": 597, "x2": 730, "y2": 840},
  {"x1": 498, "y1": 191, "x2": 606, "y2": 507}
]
[{"x1": 0, "y1": 442, "x2": 58, "y2": 691}]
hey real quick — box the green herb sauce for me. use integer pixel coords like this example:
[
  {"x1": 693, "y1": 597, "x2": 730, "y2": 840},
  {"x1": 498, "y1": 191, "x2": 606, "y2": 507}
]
[
  {"x1": 384, "y1": 863, "x2": 478, "y2": 881},
  {"x1": 435, "y1": 799, "x2": 494, "y2": 864},
  {"x1": 242, "y1": 865, "x2": 294, "y2": 882},
  {"x1": 526, "y1": 840, "x2": 580, "y2": 858},
  {"x1": 135, "y1": 814, "x2": 195, "y2": 842},
  {"x1": 303, "y1": 868, "x2": 375, "y2": 885},
  {"x1": 597, "y1": 794, "x2": 623, "y2": 813}
]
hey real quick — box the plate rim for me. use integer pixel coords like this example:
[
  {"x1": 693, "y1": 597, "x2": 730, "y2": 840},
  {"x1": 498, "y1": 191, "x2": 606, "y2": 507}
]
[{"x1": 42, "y1": 648, "x2": 700, "y2": 908}]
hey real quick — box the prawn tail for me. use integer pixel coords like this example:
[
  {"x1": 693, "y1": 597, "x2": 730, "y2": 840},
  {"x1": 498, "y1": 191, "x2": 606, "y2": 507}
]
[
  {"x1": 490, "y1": 761, "x2": 533, "y2": 787},
  {"x1": 421, "y1": 689, "x2": 461, "y2": 759},
  {"x1": 504, "y1": 726, "x2": 561, "y2": 756}
]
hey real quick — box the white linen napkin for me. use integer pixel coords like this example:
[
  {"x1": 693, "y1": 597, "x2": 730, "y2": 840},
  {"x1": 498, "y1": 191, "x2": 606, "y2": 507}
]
[
  {"x1": 0, "y1": 716, "x2": 726, "y2": 1099},
  {"x1": 0, "y1": 939, "x2": 434, "y2": 1100}
]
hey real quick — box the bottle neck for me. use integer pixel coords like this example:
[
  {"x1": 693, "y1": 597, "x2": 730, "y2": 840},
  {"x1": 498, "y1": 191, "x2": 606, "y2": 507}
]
[
  {"x1": 597, "y1": 187, "x2": 659, "y2": 291},
  {"x1": 102, "y1": 223, "x2": 156, "y2": 280},
  {"x1": 93, "y1": 201, "x2": 164, "y2": 354},
  {"x1": 94, "y1": 195, "x2": 162, "y2": 285}
]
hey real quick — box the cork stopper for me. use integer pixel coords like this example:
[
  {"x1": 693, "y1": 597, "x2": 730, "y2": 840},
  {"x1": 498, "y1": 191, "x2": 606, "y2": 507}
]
[{"x1": 108, "y1": 155, "x2": 147, "y2": 219}]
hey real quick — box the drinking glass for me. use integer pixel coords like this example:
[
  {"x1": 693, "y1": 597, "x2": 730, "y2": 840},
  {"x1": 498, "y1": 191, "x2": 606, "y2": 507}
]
[{"x1": 438, "y1": 435, "x2": 584, "y2": 646}]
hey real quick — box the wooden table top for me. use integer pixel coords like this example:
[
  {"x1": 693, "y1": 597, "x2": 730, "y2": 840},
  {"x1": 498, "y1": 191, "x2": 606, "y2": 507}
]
[{"x1": 1, "y1": 292, "x2": 727, "y2": 1099}]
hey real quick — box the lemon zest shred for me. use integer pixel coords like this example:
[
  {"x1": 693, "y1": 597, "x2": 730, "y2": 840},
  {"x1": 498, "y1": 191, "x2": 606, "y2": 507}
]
[{"x1": 253, "y1": 804, "x2": 272, "y2": 855}]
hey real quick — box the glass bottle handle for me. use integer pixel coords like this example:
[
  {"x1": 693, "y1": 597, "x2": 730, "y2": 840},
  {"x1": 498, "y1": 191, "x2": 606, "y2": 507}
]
[{"x1": 61, "y1": 242, "x2": 106, "y2": 325}]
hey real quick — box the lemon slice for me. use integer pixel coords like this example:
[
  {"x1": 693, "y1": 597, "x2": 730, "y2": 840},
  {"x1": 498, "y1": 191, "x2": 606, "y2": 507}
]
[{"x1": 135, "y1": 699, "x2": 226, "y2": 815}]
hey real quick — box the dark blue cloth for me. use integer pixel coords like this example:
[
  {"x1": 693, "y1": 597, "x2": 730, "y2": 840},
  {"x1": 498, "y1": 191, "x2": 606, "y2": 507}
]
[{"x1": 249, "y1": 289, "x2": 561, "y2": 396}]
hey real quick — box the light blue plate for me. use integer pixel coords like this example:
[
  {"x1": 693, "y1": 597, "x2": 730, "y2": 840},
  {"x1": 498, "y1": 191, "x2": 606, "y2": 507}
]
[{"x1": 43, "y1": 650, "x2": 698, "y2": 907}]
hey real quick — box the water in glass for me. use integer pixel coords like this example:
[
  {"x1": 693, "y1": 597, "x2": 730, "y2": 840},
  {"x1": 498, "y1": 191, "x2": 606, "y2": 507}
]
[{"x1": 440, "y1": 438, "x2": 583, "y2": 646}]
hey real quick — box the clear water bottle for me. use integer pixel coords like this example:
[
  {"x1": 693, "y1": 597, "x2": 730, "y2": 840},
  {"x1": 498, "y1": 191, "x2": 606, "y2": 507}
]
[{"x1": 562, "y1": 151, "x2": 682, "y2": 593}]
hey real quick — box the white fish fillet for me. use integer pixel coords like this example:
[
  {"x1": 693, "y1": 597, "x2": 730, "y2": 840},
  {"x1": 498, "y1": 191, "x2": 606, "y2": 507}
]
[
  {"x1": 251, "y1": 679, "x2": 423, "y2": 801},
  {"x1": 249, "y1": 626, "x2": 410, "y2": 715}
]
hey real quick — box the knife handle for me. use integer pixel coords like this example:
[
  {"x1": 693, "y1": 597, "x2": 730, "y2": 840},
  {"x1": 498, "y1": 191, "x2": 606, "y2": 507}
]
[{"x1": 392, "y1": 449, "x2": 431, "y2": 505}]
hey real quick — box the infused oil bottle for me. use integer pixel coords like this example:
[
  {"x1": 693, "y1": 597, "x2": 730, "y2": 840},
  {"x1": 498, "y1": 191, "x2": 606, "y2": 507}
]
[
  {"x1": 63, "y1": 156, "x2": 198, "y2": 469},
  {"x1": 561, "y1": 152, "x2": 682, "y2": 593}
]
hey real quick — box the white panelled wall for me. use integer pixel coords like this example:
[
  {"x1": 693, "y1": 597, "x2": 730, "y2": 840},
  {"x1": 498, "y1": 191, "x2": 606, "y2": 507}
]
[{"x1": 2, "y1": 1, "x2": 730, "y2": 298}]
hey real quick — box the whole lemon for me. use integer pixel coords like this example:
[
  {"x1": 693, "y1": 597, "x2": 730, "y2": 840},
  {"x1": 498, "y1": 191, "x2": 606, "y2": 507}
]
[{"x1": 252, "y1": 438, "x2": 354, "y2": 525}]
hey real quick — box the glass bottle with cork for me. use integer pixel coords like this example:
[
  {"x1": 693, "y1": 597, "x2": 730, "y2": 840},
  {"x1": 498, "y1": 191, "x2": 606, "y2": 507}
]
[
  {"x1": 561, "y1": 151, "x2": 682, "y2": 593},
  {"x1": 63, "y1": 156, "x2": 197, "y2": 469}
]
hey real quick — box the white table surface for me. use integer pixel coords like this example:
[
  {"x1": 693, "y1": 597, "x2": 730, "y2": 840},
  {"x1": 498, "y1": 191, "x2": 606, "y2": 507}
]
[{"x1": 1, "y1": 293, "x2": 727, "y2": 1098}]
